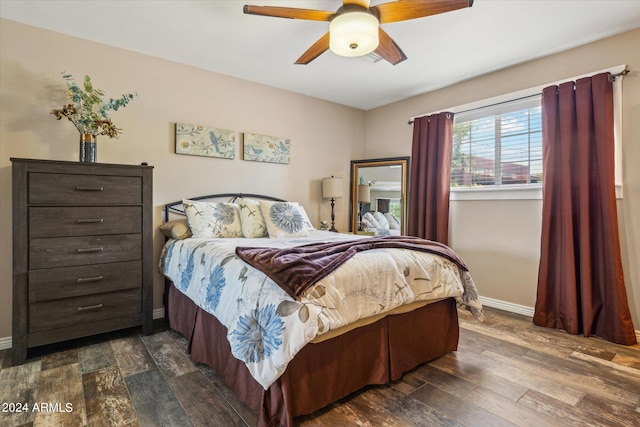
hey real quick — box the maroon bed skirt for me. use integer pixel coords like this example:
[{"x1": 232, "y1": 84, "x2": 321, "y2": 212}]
[{"x1": 167, "y1": 284, "x2": 459, "y2": 427}]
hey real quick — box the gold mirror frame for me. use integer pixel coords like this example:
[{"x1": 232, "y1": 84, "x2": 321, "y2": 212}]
[{"x1": 349, "y1": 157, "x2": 410, "y2": 234}]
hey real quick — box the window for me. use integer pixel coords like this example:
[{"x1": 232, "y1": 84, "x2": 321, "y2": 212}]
[
  {"x1": 386, "y1": 199, "x2": 402, "y2": 220},
  {"x1": 451, "y1": 96, "x2": 542, "y2": 188}
]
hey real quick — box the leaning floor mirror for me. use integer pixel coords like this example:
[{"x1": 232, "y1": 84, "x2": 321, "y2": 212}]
[{"x1": 349, "y1": 157, "x2": 410, "y2": 235}]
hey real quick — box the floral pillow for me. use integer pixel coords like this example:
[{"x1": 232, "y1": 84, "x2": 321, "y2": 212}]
[
  {"x1": 297, "y1": 205, "x2": 316, "y2": 230},
  {"x1": 237, "y1": 198, "x2": 268, "y2": 238},
  {"x1": 183, "y1": 199, "x2": 243, "y2": 238},
  {"x1": 259, "y1": 200, "x2": 309, "y2": 238}
]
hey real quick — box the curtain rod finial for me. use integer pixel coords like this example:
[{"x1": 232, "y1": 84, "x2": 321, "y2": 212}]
[{"x1": 609, "y1": 69, "x2": 630, "y2": 82}]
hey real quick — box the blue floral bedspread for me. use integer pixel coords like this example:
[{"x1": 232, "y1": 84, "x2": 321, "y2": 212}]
[{"x1": 159, "y1": 230, "x2": 483, "y2": 389}]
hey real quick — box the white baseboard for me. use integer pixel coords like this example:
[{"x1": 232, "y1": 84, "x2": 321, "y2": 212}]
[
  {"x1": 1, "y1": 302, "x2": 638, "y2": 351},
  {"x1": 479, "y1": 296, "x2": 535, "y2": 317},
  {"x1": 0, "y1": 336, "x2": 11, "y2": 351}
]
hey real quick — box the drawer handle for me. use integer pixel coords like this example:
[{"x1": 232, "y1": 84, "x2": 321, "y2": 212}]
[
  {"x1": 76, "y1": 186, "x2": 104, "y2": 192},
  {"x1": 77, "y1": 304, "x2": 103, "y2": 312},
  {"x1": 77, "y1": 218, "x2": 104, "y2": 223},
  {"x1": 77, "y1": 247, "x2": 104, "y2": 253},
  {"x1": 77, "y1": 275, "x2": 104, "y2": 283}
]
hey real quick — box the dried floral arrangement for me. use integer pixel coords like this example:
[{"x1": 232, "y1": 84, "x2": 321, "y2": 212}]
[{"x1": 51, "y1": 73, "x2": 137, "y2": 138}]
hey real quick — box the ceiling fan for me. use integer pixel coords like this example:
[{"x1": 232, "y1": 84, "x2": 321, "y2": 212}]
[{"x1": 243, "y1": 0, "x2": 474, "y2": 65}]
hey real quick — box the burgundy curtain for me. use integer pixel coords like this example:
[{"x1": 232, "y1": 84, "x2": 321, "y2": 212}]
[
  {"x1": 378, "y1": 199, "x2": 390, "y2": 214},
  {"x1": 408, "y1": 113, "x2": 454, "y2": 244},
  {"x1": 534, "y1": 73, "x2": 636, "y2": 345}
]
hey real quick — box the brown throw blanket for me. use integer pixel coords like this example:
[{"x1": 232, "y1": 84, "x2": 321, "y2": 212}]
[{"x1": 236, "y1": 236, "x2": 469, "y2": 299}]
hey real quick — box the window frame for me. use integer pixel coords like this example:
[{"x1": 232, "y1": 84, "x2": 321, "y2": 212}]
[
  {"x1": 451, "y1": 97, "x2": 543, "y2": 190},
  {"x1": 439, "y1": 65, "x2": 626, "y2": 201}
]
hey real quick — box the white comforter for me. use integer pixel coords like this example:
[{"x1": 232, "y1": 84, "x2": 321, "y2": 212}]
[{"x1": 159, "y1": 230, "x2": 482, "y2": 389}]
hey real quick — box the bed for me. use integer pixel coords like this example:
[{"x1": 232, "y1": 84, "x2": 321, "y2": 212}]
[{"x1": 159, "y1": 193, "x2": 483, "y2": 426}]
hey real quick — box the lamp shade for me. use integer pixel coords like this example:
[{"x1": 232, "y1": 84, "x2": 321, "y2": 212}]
[
  {"x1": 357, "y1": 185, "x2": 370, "y2": 203},
  {"x1": 322, "y1": 176, "x2": 343, "y2": 199},
  {"x1": 329, "y1": 11, "x2": 379, "y2": 57}
]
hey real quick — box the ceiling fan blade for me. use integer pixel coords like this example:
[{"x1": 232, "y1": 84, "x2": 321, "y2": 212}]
[
  {"x1": 343, "y1": 0, "x2": 371, "y2": 7},
  {"x1": 373, "y1": 0, "x2": 473, "y2": 24},
  {"x1": 243, "y1": 5, "x2": 333, "y2": 21},
  {"x1": 295, "y1": 32, "x2": 331, "y2": 64},
  {"x1": 375, "y1": 28, "x2": 407, "y2": 65}
]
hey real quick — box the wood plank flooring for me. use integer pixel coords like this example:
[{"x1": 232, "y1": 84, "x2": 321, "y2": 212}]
[{"x1": 1, "y1": 307, "x2": 638, "y2": 426}]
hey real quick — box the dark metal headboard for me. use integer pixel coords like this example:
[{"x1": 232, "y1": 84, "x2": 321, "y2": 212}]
[
  {"x1": 163, "y1": 193, "x2": 287, "y2": 223},
  {"x1": 161, "y1": 193, "x2": 287, "y2": 320}
]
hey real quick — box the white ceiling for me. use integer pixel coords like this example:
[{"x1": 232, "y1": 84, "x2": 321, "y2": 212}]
[{"x1": 1, "y1": 0, "x2": 639, "y2": 110}]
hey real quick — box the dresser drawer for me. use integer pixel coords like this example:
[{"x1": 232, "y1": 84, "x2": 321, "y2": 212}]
[
  {"x1": 30, "y1": 206, "x2": 141, "y2": 238},
  {"x1": 29, "y1": 173, "x2": 141, "y2": 204},
  {"x1": 30, "y1": 234, "x2": 141, "y2": 269},
  {"x1": 29, "y1": 288, "x2": 142, "y2": 333},
  {"x1": 29, "y1": 261, "x2": 142, "y2": 303}
]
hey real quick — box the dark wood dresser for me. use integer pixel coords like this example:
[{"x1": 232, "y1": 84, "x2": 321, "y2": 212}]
[{"x1": 11, "y1": 158, "x2": 154, "y2": 365}]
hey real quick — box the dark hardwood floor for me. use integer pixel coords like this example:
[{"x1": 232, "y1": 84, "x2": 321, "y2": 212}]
[{"x1": 1, "y1": 307, "x2": 639, "y2": 426}]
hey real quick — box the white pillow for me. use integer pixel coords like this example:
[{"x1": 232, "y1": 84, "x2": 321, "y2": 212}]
[
  {"x1": 385, "y1": 212, "x2": 400, "y2": 230},
  {"x1": 363, "y1": 212, "x2": 381, "y2": 229},
  {"x1": 237, "y1": 198, "x2": 268, "y2": 238},
  {"x1": 373, "y1": 211, "x2": 390, "y2": 229},
  {"x1": 361, "y1": 218, "x2": 375, "y2": 230},
  {"x1": 297, "y1": 205, "x2": 316, "y2": 230},
  {"x1": 183, "y1": 199, "x2": 243, "y2": 238},
  {"x1": 260, "y1": 200, "x2": 309, "y2": 238}
]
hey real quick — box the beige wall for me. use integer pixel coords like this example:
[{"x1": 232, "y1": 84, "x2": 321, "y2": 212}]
[
  {"x1": 0, "y1": 19, "x2": 365, "y2": 340},
  {"x1": 365, "y1": 28, "x2": 640, "y2": 328},
  {"x1": 1, "y1": 19, "x2": 639, "y2": 343}
]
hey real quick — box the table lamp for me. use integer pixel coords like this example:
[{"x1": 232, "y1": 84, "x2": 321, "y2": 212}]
[
  {"x1": 357, "y1": 184, "x2": 370, "y2": 231},
  {"x1": 322, "y1": 176, "x2": 343, "y2": 232}
]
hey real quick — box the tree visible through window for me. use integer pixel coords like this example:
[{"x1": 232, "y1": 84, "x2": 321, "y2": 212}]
[
  {"x1": 451, "y1": 97, "x2": 542, "y2": 188},
  {"x1": 388, "y1": 199, "x2": 402, "y2": 221}
]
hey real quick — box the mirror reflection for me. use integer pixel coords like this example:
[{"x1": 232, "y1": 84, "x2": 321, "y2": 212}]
[{"x1": 350, "y1": 157, "x2": 409, "y2": 235}]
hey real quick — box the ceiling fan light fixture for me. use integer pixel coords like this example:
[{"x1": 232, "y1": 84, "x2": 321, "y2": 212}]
[{"x1": 329, "y1": 11, "x2": 379, "y2": 57}]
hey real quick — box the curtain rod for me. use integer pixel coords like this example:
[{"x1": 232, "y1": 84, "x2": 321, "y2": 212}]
[
  {"x1": 407, "y1": 68, "x2": 630, "y2": 125},
  {"x1": 407, "y1": 93, "x2": 540, "y2": 125}
]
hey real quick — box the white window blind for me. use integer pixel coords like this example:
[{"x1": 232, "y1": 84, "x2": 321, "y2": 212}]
[{"x1": 451, "y1": 95, "x2": 542, "y2": 188}]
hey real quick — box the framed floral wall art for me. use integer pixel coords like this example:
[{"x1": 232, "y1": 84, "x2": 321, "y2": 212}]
[
  {"x1": 176, "y1": 123, "x2": 236, "y2": 159},
  {"x1": 242, "y1": 133, "x2": 290, "y2": 164}
]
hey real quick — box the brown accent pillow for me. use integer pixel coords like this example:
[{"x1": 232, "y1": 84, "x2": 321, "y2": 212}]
[{"x1": 159, "y1": 219, "x2": 192, "y2": 239}]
